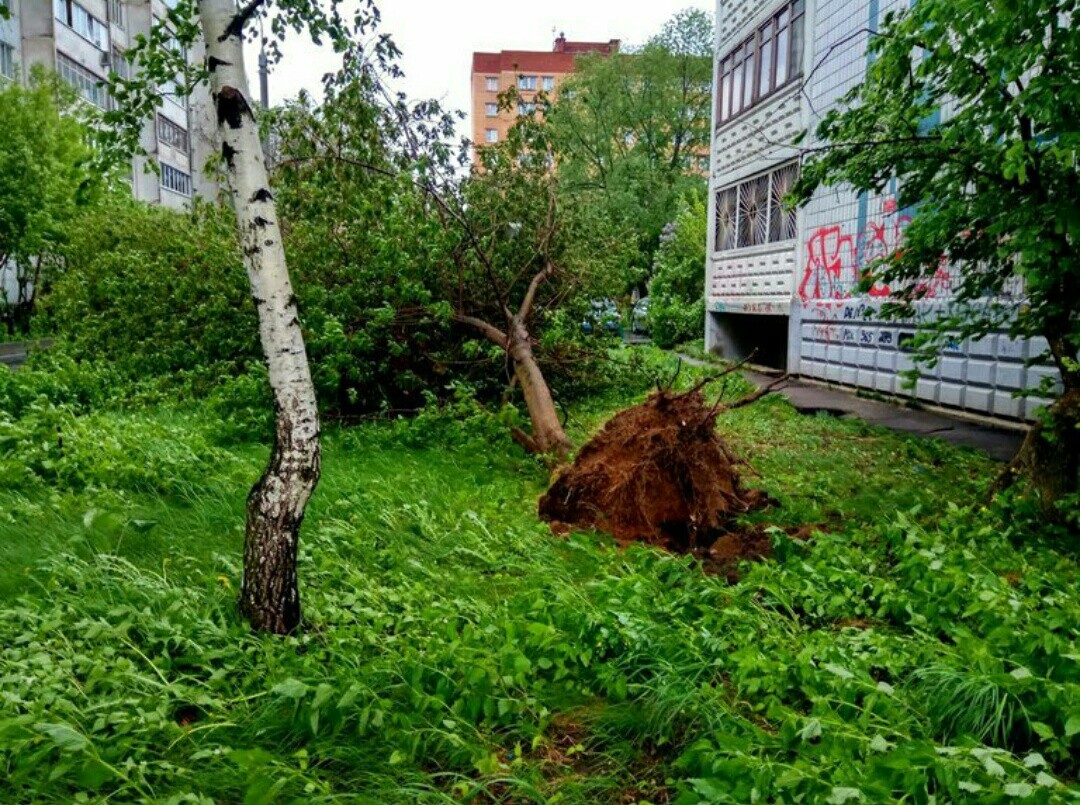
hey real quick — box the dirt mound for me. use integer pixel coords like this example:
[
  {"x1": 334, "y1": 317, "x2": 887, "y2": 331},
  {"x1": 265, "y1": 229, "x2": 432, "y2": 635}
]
[{"x1": 539, "y1": 387, "x2": 771, "y2": 568}]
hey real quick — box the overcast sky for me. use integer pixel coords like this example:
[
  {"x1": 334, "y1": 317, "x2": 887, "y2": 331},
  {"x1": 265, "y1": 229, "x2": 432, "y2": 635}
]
[{"x1": 247, "y1": 0, "x2": 712, "y2": 141}]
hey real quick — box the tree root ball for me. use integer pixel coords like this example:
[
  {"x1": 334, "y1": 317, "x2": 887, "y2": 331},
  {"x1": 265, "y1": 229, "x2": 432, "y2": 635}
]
[{"x1": 539, "y1": 388, "x2": 771, "y2": 569}]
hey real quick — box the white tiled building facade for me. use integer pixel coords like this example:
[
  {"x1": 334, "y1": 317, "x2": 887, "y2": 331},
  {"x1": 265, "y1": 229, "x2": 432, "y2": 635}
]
[
  {"x1": 0, "y1": 0, "x2": 217, "y2": 209},
  {"x1": 705, "y1": 0, "x2": 1057, "y2": 421}
]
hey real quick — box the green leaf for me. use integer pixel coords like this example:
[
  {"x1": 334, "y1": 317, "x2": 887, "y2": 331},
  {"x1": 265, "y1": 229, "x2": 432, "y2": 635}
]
[
  {"x1": 799, "y1": 718, "x2": 823, "y2": 742},
  {"x1": 35, "y1": 722, "x2": 88, "y2": 753},
  {"x1": 823, "y1": 663, "x2": 854, "y2": 680},
  {"x1": 1065, "y1": 714, "x2": 1080, "y2": 738},
  {"x1": 1030, "y1": 721, "x2": 1055, "y2": 740},
  {"x1": 869, "y1": 734, "x2": 892, "y2": 753},
  {"x1": 271, "y1": 679, "x2": 309, "y2": 699},
  {"x1": 827, "y1": 787, "x2": 863, "y2": 803},
  {"x1": 1003, "y1": 783, "x2": 1033, "y2": 798},
  {"x1": 1022, "y1": 752, "x2": 1047, "y2": 769}
]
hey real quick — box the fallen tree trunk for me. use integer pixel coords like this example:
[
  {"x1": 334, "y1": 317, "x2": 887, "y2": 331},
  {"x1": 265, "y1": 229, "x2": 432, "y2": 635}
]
[{"x1": 454, "y1": 262, "x2": 572, "y2": 460}]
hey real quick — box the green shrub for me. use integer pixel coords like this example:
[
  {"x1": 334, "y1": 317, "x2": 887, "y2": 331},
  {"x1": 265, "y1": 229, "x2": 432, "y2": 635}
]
[
  {"x1": 45, "y1": 198, "x2": 258, "y2": 380},
  {"x1": 648, "y1": 194, "x2": 707, "y2": 349}
]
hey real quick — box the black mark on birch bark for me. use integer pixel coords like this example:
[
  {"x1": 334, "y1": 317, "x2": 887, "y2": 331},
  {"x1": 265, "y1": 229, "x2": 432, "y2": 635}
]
[{"x1": 216, "y1": 86, "x2": 253, "y2": 130}]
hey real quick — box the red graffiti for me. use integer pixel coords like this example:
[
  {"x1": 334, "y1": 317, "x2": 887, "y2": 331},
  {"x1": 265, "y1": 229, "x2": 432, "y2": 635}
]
[
  {"x1": 799, "y1": 225, "x2": 855, "y2": 301},
  {"x1": 913, "y1": 257, "x2": 952, "y2": 299},
  {"x1": 799, "y1": 200, "x2": 919, "y2": 302}
]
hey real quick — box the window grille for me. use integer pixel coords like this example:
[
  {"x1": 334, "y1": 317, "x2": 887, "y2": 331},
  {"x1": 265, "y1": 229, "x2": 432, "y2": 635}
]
[
  {"x1": 714, "y1": 161, "x2": 799, "y2": 251},
  {"x1": 160, "y1": 163, "x2": 191, "y2": 196}
]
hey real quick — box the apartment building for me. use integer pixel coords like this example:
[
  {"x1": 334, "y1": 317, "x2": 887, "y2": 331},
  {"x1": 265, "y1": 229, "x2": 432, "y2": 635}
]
[
  {"x1": 470, "y1": 34, "x2": 619, "y2": 158},
  {"x1": 704, "y1": 0, "x2": 1057, "y2": 422},
  {"x1": 0, "y1": 0, "x2": 216, "y2": 208}
]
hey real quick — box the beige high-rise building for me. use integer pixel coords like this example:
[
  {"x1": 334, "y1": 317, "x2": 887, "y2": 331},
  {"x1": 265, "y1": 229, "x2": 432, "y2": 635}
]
[
  {"x1": 470, "y1": 34, "x2": 619, "y2": 162},
  {"x1": 0, "y1": 0, "x2": 217, "y2": 208}
]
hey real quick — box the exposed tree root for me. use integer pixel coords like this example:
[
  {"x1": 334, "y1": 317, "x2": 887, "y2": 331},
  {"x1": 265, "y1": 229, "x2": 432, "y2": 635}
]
[{"x1": 539, "y1": 383, "x2": 782, "y2": 565}]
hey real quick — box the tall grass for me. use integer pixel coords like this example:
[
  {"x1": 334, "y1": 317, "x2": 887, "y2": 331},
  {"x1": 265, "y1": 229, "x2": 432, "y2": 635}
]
[{"x1": 0, "y1": 354, "x2": 1076, "y2": 802}]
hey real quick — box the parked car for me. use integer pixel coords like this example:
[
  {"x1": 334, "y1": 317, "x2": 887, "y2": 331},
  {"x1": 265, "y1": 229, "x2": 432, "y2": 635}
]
[
  {"x1": 582, "y1": 298, "x2": 623, "y2": 336},
  {"x1": 630, "y1": 296, "x2": 651, "y2": 334}
]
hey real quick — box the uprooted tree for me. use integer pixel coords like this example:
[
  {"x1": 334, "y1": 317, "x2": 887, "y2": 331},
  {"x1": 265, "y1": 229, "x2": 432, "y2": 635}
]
[
  {"x1": 444, "y1": 127, "x2": 632, "y2": 458},
  {"x1": 539, "y1": 362, "x2": 786, "y2": 573},
  {"x1": 391, "y1": 88, "x2": 635, "y2": 459},
  {"x1": 102, "y1": 0, "x2": 381, "y2": 633},
  {"x1": 264, "y1": 50, "x2": 633, "y2": 458},
  {"x1": 794, "y1": 0, "x2": 1080, "y2": 516}
]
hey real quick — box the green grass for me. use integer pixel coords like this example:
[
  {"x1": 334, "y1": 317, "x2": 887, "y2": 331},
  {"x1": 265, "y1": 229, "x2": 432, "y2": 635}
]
[{"x1": 0, "y1": 352, "x2": 1077, "y2": 803}]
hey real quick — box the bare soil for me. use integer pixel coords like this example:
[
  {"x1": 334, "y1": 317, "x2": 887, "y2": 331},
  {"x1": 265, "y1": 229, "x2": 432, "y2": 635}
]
[{"x1": 539, "y1": 387, "x2": 774, "y2": 576}]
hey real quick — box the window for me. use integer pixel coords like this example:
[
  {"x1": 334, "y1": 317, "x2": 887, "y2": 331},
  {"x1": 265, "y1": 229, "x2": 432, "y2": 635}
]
[
  {"x1": 541, "y1": 75, "x2": 554, "y2": 91},
  {"x1": 714, "y1": 162, "x2": 799, "y2": 251},
  {"x1": 157, "y1": 31, "x2": 189, "y2": 110},
  {"x1": 485, "y1": 128, "x2": 498, "y2": 143},
  {"x1": 109, "y1": 0, "x2": 124, "y2": 28},
  {"x1": 110, "y1": 47, "x2": 130, "y2": 80},
  {"x1": 518, "y1": 75, "x2": 537, "y2": 90},
  {"x1": 485, "y1": 76, "x2": 498, "y2": 92},
  {"x1": 715, "y1": 0, "x2": 804, "y2": 125},
  {"x1": 0, "y1": 42, "x2": 15, "y2": 80},
  {"x1": 160, "y1": 163, "x2": 191, "y2": 196},
  {"x1": 485, "y1": 102, "x2": 498, "y2": 117},
  {"x1": 156, "y1": 114, "x2": 190, "y2": 152},
  {"x1": 56, "y1": 52, "x2": 107, "y2": 108},
  {"x1": 55, "y1": 0, "x2": 109, "y2": 50},
  {"x1": 518, "y1": 101, "x2": 536, "y2": 115}
]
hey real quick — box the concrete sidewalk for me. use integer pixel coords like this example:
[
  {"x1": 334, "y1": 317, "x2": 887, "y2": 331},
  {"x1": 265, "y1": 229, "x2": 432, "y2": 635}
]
[
  {"x1": 0, "y1": 343, "x2": 28, "y2": 369},
  {"x1": 677, "y1": 353, "x2": 1025, "y2": 462},
  {"x1": 0, "y1": 339, "x2": 53, "y2": 370}
]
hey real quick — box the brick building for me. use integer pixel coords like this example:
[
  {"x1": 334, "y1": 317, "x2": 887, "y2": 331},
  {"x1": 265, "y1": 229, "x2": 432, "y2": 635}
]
[
  {"x1": 470, "y1": 34, "x2": 619, "y2": 158},
  {"x1": 705, "y1": 0, "x2": 1057, "y2": 422}
]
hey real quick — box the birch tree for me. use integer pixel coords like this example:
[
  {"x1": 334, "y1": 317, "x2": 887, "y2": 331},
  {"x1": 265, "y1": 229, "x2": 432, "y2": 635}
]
[{"x1": 104, "y1": 0, "x2": 375, "y2": 632}]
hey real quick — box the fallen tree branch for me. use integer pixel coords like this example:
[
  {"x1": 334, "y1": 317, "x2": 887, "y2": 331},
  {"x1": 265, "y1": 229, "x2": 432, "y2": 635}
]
[
  {"x1": 510, "y1": 426, "x2": 540, "y2": 454},
  {"x1": 681, "y1": 352, "x2": 757, "y2": 398},
  {"x1": 453, "y1": 313, "x2": 509, "y2": 349},
  {"x1": 657, "y1": 358, "x2": 683, "y2": 393},
  {"x1": 721, "y1": 375, "x2": 790, "y2": 411}
]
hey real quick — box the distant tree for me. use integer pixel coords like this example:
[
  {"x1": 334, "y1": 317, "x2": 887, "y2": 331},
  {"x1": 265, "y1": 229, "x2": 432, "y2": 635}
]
[
  {"x1": 104, "y1": 0, "x2": 379, "y2": 633},
  {"x1": 0, "y1": 74, "x2": 95, "y2": 335},
  {"x1": 794, "y1": 0, "x2": 1080, "y2": 514},
  {"x1": 543, "y1": 8, "x2": 714, "y2": 283}
]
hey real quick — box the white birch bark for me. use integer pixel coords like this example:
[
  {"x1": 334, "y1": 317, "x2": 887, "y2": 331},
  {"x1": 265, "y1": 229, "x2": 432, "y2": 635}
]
[{"x1": 199, "y1": 0, "x2": 321, "y2": 634}]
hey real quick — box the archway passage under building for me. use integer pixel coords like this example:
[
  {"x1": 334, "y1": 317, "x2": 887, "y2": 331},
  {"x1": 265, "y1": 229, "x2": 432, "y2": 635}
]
[{"x1": 707, "y1": 312, "x2": 789, "y2": 371}]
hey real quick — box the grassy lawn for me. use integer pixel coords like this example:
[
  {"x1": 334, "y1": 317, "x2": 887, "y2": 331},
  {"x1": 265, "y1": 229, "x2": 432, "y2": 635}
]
[{"x1": 0, "y1": 352, "x2": 1077, "y2": 803}]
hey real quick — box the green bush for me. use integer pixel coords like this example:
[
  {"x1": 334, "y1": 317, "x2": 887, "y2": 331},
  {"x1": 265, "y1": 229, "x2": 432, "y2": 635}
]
[
  {"x1": 648, "y1": 194, "x2": 707, "y2": 349},
  {"x1": 45, "y1": 198, "x2": 258, "y2": 379}
]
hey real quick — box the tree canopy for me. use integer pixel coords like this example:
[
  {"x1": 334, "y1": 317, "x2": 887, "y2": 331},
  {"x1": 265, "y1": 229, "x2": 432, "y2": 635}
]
[
  {"x1": 0, "y1": 73, "x2": 96, "y2": 334},
  {"x1": 795, "y1": 0, "x2": 1080, "y2": 510},
  {"x1": 541, "y1": 8, "x2": 714, "y2": 283}
]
